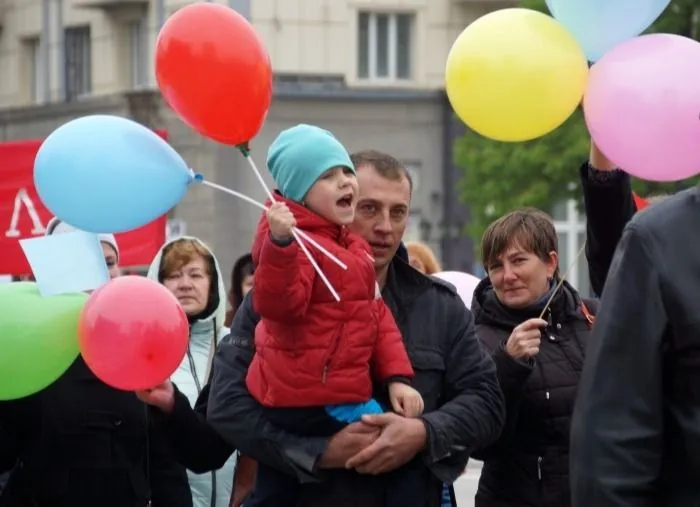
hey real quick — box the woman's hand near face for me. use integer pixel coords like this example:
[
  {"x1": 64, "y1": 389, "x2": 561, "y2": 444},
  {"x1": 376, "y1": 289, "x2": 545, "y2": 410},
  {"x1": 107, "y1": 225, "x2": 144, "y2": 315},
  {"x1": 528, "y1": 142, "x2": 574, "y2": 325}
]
[{"x1": 506, "y1": 318, "x2": 547, "y2": 360}]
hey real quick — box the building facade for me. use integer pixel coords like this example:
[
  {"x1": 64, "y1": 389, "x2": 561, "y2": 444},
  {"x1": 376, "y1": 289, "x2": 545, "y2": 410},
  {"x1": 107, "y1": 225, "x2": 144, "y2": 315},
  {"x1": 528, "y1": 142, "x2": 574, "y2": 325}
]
[{"x1": 0, "y1": 0, "x2": 591, "y2": 297}]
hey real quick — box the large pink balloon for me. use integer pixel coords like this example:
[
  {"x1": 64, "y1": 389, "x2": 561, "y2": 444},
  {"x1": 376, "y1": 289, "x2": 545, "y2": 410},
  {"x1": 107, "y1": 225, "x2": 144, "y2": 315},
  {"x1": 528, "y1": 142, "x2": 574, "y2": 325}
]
[{"x1": 584, "y1": 34, "x2": 700, "y2": 182}]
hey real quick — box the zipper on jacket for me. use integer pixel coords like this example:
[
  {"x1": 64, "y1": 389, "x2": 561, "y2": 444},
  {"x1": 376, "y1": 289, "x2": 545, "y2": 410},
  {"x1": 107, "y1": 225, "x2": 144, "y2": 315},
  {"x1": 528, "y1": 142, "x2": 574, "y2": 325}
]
[
  {"x1": 537, "y1": 456, "x2": 543, "y2": 480},
  {"x1": 187, "y1": 344, "x2": 202, "y2": 394},
  {"x1": 321, "y1": 326, "x2": 344, "y2": 384}
]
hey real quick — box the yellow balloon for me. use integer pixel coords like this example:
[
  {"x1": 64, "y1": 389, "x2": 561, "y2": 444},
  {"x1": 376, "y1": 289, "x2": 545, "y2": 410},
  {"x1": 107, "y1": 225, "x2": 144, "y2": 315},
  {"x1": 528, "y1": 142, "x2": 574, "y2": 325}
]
[{"x1": 445, "y1": 8, "x2": 588, "y2": 142}]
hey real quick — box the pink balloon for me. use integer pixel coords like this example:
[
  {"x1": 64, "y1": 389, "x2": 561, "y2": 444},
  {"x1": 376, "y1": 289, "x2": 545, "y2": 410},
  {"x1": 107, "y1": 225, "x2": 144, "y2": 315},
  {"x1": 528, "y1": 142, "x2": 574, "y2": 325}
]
[{"x1": 584, "y1": 34, "x2": 700, "y2": 182}]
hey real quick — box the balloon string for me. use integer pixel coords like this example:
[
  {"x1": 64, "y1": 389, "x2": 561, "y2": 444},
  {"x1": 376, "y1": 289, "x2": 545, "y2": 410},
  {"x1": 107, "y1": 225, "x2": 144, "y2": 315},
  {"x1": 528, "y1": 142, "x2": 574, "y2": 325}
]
[
  {"x1": 538, "y1": 242, "x2": 587, "y2": 319},
  {"x1": 241, "y1": 155, "x2": 341, "y2": 302},
  {"x1": 197, "y1": 180, "x2": 347, "y2": 271}
]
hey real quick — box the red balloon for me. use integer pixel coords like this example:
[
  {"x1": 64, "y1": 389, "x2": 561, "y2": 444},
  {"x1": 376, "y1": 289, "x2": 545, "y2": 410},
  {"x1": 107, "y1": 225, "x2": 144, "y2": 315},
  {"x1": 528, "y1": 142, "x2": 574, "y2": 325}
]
[
  {"x1": 78, "y1": 276, "x2": 189, "y2": 391},
  {"x1": 155, "y1": 3, "x2": 273, "y2": 145}
]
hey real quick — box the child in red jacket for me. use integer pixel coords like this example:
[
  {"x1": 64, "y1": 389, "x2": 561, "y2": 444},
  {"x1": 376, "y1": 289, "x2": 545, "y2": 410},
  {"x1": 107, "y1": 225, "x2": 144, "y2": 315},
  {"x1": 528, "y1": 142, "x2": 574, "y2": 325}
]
[{"x1": 245, "y1": 124, "x2": 424, "y2": 506}]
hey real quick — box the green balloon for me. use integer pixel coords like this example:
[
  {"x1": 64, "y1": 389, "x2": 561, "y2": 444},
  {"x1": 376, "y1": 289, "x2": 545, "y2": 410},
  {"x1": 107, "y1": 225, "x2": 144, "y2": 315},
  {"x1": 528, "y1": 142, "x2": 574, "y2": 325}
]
[{"x1": 0, "y1": 282, "x2": 87, "y2": 400}]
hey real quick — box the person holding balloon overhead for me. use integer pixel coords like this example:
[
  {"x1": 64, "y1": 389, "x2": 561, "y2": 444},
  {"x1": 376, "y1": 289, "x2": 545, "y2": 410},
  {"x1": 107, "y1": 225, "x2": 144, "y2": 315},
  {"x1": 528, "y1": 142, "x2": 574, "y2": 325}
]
[
  {"x1": 579, "y1": 140, "x2": 668, "y2": 297},
  {"x1": 0, "y1": 219, "x2": 192, "y2": 507},
  {"x1": 139, "y1": 237, "x2": 237, "y2": 507}
]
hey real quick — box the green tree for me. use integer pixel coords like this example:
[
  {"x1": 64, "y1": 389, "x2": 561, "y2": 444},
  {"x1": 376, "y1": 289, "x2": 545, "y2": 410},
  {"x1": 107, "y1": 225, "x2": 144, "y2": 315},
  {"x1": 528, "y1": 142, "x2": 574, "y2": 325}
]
[{"x1": 456, "y1": 0, "x2": 700, "y2": 242}]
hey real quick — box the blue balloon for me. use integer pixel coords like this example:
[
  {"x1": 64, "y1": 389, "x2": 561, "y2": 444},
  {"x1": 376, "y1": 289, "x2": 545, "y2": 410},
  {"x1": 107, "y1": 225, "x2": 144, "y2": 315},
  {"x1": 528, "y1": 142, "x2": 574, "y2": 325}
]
[
  {"x1": 546, "y1": 0, "x2": 670, "y2": 62},
  {"x1": 34, "y1": 115, "x2": 193, "y2": 233}
]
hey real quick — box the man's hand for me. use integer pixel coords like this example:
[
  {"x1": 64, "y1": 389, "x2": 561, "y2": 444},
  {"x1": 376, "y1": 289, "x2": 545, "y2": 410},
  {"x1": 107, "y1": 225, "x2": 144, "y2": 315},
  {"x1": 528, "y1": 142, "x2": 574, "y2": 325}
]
[
  {"x1": 345, "y1": 413, "x2": 427, "y2": 475},
  {"x1": 135, "y1": 380, "x2": 175, "y2": 414},
  {"x1": 318, "y1": 422, "x2": 380, "y2": 469}
]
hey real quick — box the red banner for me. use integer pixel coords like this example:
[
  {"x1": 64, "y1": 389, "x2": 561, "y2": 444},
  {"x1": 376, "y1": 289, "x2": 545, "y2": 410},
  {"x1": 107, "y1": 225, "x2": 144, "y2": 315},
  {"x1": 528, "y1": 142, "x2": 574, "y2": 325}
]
[{"x1": 0, "y1": 132, "x2": 169, "y2": 276}]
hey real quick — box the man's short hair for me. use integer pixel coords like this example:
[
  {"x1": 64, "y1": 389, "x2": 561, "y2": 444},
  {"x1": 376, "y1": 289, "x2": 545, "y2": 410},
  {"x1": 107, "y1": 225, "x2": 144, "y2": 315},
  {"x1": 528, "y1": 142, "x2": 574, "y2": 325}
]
[{"x1": 350, "y1": 150, "x2": 413, "y2": 193}]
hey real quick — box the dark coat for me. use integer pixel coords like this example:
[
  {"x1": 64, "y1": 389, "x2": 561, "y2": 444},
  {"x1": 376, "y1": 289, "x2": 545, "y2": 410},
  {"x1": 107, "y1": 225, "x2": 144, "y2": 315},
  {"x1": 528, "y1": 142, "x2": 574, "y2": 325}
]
[
  {"x1": 0, "y1": 356, "x2": 192, "y2": 507},
  {"x1": 472, "y1": 278, "x2": 596, "y2": 507}
]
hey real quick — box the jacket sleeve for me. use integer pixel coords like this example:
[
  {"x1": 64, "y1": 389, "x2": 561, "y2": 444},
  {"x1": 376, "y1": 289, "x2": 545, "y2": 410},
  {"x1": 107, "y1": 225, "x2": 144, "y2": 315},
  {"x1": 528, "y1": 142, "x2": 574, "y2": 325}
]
[
  {"x1": 253, "y1": 235, "x2": 316, "y2": 321},
  {"x1": 206, "y1": 293, "x2": 330, "y2": 483},
  {"x1": 151, "y1": 382, "x2": 234, "y2": 473},
  {"x1": 420, "y1": 296, "x2": 506, "y2": 484},
  {"x1": 147, "y1": 413, "x2": 194, "y2": 507},
  {"x1": 580, "y1": 162, "x2": 636, "y2": 296},
  {"x1": 372, "y1": 299, "x2": 414, "y2": 381},
  {"x1": 570, "y1": 224, "x2": 666, "y2": 507}
]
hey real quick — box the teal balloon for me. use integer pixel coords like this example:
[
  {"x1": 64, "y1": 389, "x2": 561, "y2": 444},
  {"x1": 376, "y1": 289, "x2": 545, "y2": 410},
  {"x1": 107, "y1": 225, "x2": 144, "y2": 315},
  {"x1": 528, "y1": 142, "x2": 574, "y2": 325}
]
[
  {"x1": 0, "y1": 283, "x2": 87, "y2": 400},
  {"x1": 34, "y1": 115, "x2": 193, "y2": 234},
  {"x1": 546, "y1": 0, "x2": 670, "y2": 62}
]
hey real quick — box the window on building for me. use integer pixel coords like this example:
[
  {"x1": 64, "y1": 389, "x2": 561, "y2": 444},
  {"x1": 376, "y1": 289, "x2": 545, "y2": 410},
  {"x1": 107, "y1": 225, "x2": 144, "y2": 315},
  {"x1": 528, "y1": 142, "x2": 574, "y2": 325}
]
[
  {"x1": 357, "y1": 12, "x2": 413, "y2": 81},
  {"x1": 129, "y1": 18, "x2": 148, "y2": 89},
  {"x1": 551, "y1": 200, "x2": 590, "y2": 297},
  {"x1": 64, "y1": 26, "x2": 92, "y2": 101},
  {"x1": 25, "y1": 37, "x2": 44, "y2": 104}
]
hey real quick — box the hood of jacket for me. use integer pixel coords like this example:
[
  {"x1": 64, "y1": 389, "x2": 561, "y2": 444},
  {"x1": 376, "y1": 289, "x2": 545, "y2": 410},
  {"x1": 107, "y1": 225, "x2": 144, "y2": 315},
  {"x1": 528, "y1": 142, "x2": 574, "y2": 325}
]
[
  {"x1": 472, "y1": 276, "x2": 584, "y2": 330},
  {"x1": 146, "y1": 236, "x2": 227, "y2": 334}
]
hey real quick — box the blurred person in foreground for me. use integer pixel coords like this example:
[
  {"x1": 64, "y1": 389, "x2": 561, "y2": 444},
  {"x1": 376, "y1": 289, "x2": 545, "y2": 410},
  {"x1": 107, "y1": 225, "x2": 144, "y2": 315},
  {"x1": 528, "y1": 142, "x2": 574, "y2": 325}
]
[
  {"x1": 0, "y1": 218, "x2": 191, "y2": 507},
  {"x1": 571, "y1": 188, "x2": 700, "y2": 505},
  {"x1": 472, "y1": 208, "x2": 598, "y2": 507},
  {"x1": 142, "y1": 237, "x2": 237, "y2": 507}
]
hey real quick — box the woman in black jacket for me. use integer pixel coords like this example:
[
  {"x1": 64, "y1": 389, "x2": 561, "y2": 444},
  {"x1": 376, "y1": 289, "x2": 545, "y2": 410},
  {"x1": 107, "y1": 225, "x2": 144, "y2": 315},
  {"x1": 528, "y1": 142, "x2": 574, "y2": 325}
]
[{"x1": 472, "y1": 208, "x2": 597, "y2": 507}]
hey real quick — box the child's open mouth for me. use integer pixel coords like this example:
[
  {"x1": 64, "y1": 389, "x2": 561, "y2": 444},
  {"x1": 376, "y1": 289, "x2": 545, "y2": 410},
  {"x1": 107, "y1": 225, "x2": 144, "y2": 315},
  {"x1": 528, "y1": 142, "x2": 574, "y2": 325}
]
[{"x1": 336, "y1": 194, "x2": 353, "y2": 208}]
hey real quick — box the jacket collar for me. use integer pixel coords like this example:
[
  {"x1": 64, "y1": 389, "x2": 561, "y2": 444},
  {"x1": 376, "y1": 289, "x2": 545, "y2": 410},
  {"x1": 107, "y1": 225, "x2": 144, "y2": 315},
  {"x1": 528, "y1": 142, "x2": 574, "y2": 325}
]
[{"x1": 384, "y1": 243, "x2": 435, "y2": 310}]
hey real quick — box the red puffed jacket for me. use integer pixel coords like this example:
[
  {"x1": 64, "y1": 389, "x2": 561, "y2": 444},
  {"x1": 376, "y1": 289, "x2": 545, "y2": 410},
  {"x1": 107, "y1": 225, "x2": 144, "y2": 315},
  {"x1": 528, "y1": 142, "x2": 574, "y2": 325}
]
[{"x1": 245, "y1": 195, "x2": 414, "y2": 407}]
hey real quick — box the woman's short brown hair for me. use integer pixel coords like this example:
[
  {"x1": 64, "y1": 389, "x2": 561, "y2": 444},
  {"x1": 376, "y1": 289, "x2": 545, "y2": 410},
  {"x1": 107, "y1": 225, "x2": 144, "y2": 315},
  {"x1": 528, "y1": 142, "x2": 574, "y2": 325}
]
[
  {"x1": 481, "y1": 208, "x2": 559, "y2": 277},
  {"x1": 159, "y1": 238, "x2": 213, "y2": 281}
]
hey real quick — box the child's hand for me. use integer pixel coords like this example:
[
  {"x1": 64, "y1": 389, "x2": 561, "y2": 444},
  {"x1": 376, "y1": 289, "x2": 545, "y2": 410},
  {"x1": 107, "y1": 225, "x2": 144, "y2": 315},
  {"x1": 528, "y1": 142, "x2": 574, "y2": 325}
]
[
  {"x1": 388, "y1": 382, "x2": 424, "y2": 418},
  {"x1": 267, "y1": 202, "x2": 296, "y2": 241}
]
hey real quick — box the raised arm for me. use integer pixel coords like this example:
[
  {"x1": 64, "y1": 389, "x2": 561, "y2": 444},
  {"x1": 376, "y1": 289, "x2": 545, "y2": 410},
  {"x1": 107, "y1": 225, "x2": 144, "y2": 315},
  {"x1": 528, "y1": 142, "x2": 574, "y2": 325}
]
[
  {"x1": 570, "y1": 224, "x2": 666, "y2": 507},
  {"x1": 581, "y1": 142, "x2": 636, "y2": 296},
  {"x1": 253, "y1": 233, "x2": 316, "y2": 321}
]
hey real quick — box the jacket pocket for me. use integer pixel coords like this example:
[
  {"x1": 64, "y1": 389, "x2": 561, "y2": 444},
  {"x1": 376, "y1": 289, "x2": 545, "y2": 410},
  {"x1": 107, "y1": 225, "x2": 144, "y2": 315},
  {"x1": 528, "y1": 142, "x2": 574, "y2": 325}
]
[{"x1": 408, "y1": 347, "x2": 446, "y2": 412}]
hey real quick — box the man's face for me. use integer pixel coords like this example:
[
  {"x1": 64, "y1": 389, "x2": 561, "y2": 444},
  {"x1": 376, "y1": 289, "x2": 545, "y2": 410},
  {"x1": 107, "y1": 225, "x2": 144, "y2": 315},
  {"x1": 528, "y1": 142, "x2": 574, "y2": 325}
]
[{"x1": 350, "y1": 165, "x2": 411, "y2": 272}]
